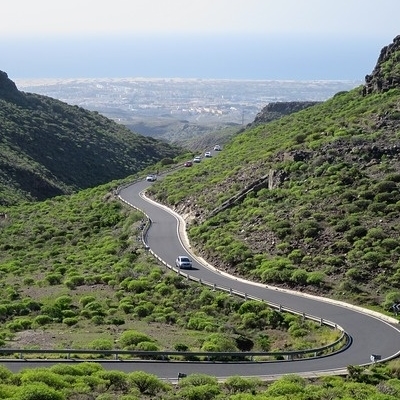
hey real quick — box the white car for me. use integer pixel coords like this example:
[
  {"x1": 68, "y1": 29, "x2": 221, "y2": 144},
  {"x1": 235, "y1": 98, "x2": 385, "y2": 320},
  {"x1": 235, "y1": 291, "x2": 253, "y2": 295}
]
[
  {"x1": 146, "y1": 174, "x2": 157, "y2": 182},
  {"x1": 204, "y1": 151, "x2": 212, "y2": 158},
  {"x1": 213, "y1": 145, "x2": 221, "y2": 151},
  {"x1": 193, "y1": 156, "x2": 201, "y2": 163},
  {"x1": 175, "y1": 256, "x2": 193, "y2": 269}
]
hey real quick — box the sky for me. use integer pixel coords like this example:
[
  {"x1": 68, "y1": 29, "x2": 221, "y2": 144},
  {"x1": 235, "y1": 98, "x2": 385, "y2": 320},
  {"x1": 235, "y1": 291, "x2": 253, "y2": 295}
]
[{"x1": 1, "y1": 0, "x2": 400, "y2": 80}]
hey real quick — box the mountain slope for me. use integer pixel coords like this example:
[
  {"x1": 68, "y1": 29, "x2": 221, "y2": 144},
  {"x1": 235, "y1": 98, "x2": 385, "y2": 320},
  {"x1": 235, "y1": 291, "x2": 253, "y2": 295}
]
[
  {"x1": 0, "y1": 71, "x2": 184, "y2": 205},
  {"x1": 147, "y1": 35, "x2": 400, "y2": 309}
]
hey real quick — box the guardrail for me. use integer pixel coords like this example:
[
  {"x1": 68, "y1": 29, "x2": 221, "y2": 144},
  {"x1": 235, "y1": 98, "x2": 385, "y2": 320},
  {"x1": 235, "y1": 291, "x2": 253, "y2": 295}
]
[{"x1": 0, "y1": 333, "x2": 349, "y2": 361}]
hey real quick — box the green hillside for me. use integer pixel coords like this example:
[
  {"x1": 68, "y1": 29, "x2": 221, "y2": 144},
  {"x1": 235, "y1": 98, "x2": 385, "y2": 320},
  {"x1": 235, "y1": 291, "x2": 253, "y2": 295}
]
[
  {"x1": 147, "y1": 35, "x2": 400, "y2": 309},
  {"x1": 0, "y1": 71, "x2": 184, "y2": 205},
  {"x1": 0, "y1": 182, "x2": 333, "y2": 354},
  {"x1": 0, "y1": 35, "x2": 400, "y2": 399}
]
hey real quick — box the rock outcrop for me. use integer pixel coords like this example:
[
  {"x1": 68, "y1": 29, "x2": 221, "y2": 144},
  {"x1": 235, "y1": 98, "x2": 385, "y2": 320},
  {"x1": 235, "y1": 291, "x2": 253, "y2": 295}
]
[
  {"x1": 363, "y1": 35, "x2": 400, "y2": 95},
  {"x1": 248, "y1": 101, "x2": 320, "y2": 127}
]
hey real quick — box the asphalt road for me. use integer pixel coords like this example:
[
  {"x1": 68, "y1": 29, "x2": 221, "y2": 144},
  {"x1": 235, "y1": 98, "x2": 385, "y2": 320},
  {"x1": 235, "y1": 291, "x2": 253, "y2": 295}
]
[
  {"x1": 115, "y1": 178, "x2": 400, "y2": 379},
  {"x1": 2, "y1": 176, "x2": 400, "y2": 379}
]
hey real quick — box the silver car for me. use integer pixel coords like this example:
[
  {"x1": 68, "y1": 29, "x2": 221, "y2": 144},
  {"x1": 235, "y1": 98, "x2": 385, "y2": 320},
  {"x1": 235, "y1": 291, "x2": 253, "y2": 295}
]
[
  {"x1": 146, "y1": 174, "x2": 157, "y2": 182},
  {"x1": 175, "y1": 256, "x2": 192, "y2": 269}
]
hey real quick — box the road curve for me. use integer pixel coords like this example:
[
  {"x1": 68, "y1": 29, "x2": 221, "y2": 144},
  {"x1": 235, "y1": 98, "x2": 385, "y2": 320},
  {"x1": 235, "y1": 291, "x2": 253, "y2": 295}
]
[
  {"x1": 116, "y1": 179, "x2": 400, "y2": 379},
  {"x1": 1, "y1": 179, "x2": 400, "y2": 380}
]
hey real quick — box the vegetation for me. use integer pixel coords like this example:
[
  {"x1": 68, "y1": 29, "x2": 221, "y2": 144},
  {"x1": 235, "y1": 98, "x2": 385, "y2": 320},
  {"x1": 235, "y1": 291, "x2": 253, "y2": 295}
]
[
  {"x1": 0, "y1": 71, "x2": 184, "y2": 205},
  {"x1": 1, "y1": 35, "x2": 400, "y2": 394},
  {"x1": 0, "y1": 360, "x2": 399, "y2": 398},
  {"x1": 0, "y1": 182, "x2": 335, "y2": 354},
  {"x1": 148, "y1": 86, "x2": 400, "y2": 310}
]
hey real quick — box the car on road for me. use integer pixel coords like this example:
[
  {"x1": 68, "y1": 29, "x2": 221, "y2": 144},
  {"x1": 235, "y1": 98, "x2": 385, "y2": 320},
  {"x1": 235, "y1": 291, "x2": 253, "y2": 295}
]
[
  {"x1": 175, "y1": 255, "x2": 192, "y2": 269},
  {"x1": 184, "y1": 161, "x2": 193, "y2": 167},
  {"x1": 146, "y1": 174, "x2": 157, "y2": 182},
  {"x1": 204, "y1": 151, "x2": 212, "y2": 158},
  {"x1": 214, "y1": 145, "x2": 221, "y2": 151},
  {"x1": 193, "y1": 156, "x2": 201, "y2": 163}
]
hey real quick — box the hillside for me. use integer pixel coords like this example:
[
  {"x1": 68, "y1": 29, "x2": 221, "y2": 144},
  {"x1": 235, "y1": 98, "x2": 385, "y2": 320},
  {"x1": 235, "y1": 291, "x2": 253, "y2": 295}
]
[
  {"x1": 248, "y1": 100, "x2": 321, "y2": 127},
  {"x1": 0, "y1": 71, "x2": 184, "y2": 205},
  {"x1": 147, "y1": 35, "x2": 400, "y2": 309}
]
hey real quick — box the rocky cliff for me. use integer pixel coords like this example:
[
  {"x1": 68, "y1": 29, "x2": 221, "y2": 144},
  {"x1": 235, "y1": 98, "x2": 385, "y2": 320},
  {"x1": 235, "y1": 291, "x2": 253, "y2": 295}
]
[{"x1": 363, "y1": 35, "x2": 400, "y2": 95}]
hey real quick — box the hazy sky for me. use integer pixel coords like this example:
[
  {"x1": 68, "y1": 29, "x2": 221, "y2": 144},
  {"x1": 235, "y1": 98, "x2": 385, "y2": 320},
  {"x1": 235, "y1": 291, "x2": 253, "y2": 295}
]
[{"x1": 2, "y1": 0, "x2": 400, "y2": 80}]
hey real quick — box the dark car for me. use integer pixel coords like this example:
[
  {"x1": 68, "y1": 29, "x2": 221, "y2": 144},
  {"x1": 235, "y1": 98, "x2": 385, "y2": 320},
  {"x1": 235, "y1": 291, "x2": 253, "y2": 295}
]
[
  {"x1": 175, "y1": 256, "x2": 192, "y2": 269},
  {"x1": 184, "y1": 161, "x2": 193, "y2": 167}
]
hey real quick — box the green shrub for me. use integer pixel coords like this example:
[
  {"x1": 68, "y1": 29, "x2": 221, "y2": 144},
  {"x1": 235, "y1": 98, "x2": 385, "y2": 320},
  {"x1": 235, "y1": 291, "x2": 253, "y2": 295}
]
[
  {"x1": 20, "y1": 369, "x2": 68, "y2": 390},
  {"x1": 62, "y1": 317, "x2": 79, "y2": 326},
  {"x1": 6, "y1": 318, "x2": 32, "y2": 332},
  {"x1": 174, "y1": 343, "x2": 189, "y2": 351},
  {"x1": 91, "y1": 315, "x2": 105, "y2": 325},
  {"x1": 88, "y1": 338, "x2": 113, "y2": 350},
  {"x1": 128, "y1": 371, "x2": 168, "y2": 395},
  {"x1": 16, "y1": 382, "x2": 65, "y2": 400},
  {"x1": 79, "y1": 295, "x2": 96, "y2": 307},
  {"x1": 45, "y1": 274, "x2": 63, "y2": 285},
  {"x1": 119, "y1": 330, "x2": 153, "y2": 348},
  {"x1": 33, "y1": 315, "x2": 53, "y2": 326},
  {"x1": 291, "y1": 269, "x2": 308, "y2": 285},
  {"x1": 306, "y1": 271, "x2": 325, "y2": 286},
  {"x1": 201, "y1": 333, "x2": 237, "y2": 352},
  {"x1": 345, "y1": 226, "x2": 368, "y2": 243}
]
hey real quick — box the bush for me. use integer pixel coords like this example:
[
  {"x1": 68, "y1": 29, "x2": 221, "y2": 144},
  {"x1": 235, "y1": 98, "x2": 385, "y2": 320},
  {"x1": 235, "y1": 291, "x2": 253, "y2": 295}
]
[
  {"x1": 6, "y1": 319, "x2": 32, "y2": 332},
  {"x1": 128, "y1": 371, "x2": 168, "y2": 395},
  {"x1": 306, "y1": 271, "x2": 325, "y2": 286},
  {"x1": 45, "y1": 274, "x2": 63, "y2": 285},
  {"x1": 63, "y1": 275, "x2": 85, "y2": 289},
  {"x1": 224, "y1": 375, "x2": 259, "y2": 394},
  {"x1": 20, "y1": 370, "x2": 68, "y2": 390},
  {"x1": 79, "y1": 295, "x2": 96, "y2": 307},
  {"x1": 345, "y1": 226, "x2": 368, "y2": 243},
  {"x1": 16, "y1": 382, "x2": 65, "y2": 400},
  {"x1": 174, "y1": 343, "x2": 189, "y2": 351},
  {"x1": 33, "y1": 314, "x2": 53, "y2": 326},
  {"x1": 291, "y1": 269, "x2": 308, "y2": 285},
  {"x1": 383, "y1": 291, "x2": 400, "y2": 311},
  {"x1": 179, "y1": 384, "x2": 221, "y2": 400},
  {"x1": 119, "y1": 330, "x2": 153, "y2": 348},
  {"x1": 89, "y1": 338, "x2": 113, "y2": 350},
  {"x1": 201, "y1": 333, "x2": 237, "y2": 352},
  {"x1": 62, "y1": 317, "x2": 79, "y2": 326}
]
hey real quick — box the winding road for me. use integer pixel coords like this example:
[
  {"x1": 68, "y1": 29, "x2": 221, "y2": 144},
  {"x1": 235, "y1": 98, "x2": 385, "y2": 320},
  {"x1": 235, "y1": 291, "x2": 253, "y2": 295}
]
[
  {"x1": 116, "y1": 178, "x2": 400, "y2": 379},
  {"x1": 2, "y1": 178, "x2": 400, "y2": 380}
]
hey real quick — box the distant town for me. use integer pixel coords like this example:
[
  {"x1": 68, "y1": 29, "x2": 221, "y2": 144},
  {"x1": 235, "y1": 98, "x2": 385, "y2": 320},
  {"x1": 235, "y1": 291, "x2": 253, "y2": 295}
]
[{"x1": 16, "y1": 78, "x2": 362, "y2": 142}]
